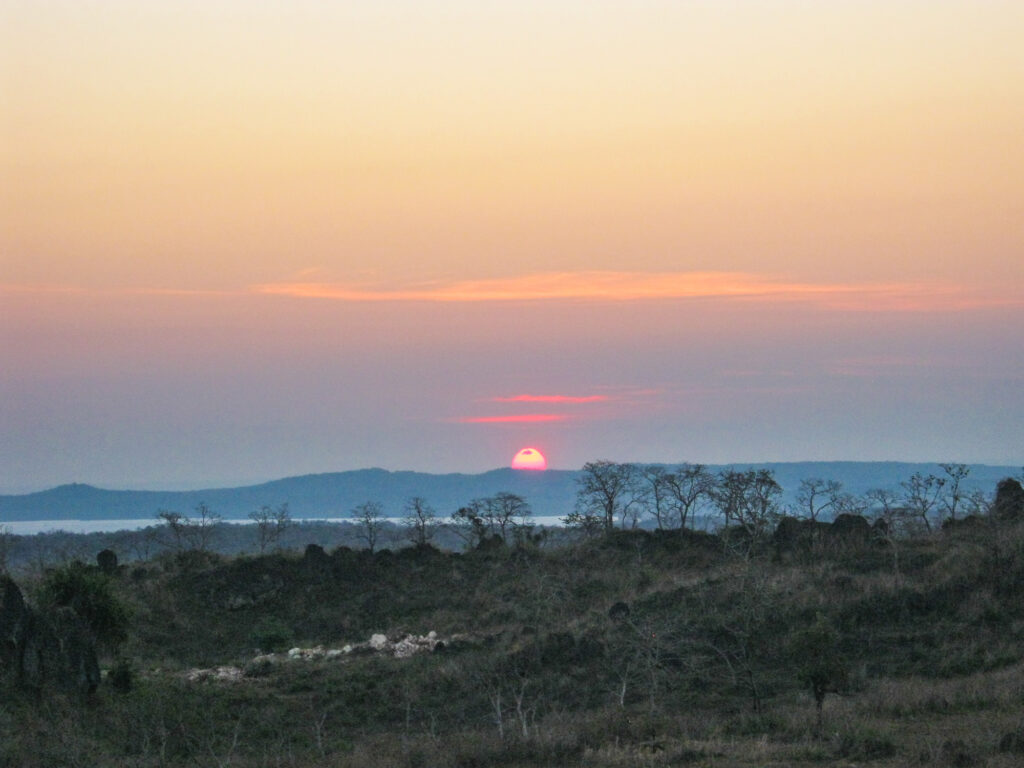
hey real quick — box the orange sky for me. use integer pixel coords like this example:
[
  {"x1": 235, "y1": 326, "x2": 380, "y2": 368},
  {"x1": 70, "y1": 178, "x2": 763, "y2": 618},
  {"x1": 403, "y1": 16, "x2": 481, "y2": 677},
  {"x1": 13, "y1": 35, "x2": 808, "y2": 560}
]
[
  {"x1": 4, "y1": 1, "x2": 1022, "y2": 290},
  {"x1": 2, "y1": 1, "x2": 1022, "y2": 489}
]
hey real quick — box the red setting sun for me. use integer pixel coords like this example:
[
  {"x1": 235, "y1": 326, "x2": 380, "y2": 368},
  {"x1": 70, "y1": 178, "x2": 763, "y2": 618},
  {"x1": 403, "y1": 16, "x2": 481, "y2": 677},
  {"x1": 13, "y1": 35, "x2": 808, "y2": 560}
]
[{"x1": 511, "y1": 448, "x2": 547, "y2": 471}]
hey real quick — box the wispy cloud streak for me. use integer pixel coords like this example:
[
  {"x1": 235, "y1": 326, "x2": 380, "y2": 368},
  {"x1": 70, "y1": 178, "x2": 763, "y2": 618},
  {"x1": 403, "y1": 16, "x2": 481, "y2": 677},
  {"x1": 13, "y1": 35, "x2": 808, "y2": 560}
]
[
  {"x1": 490, "y1": 394, "x2": 610, "y2": 404},
  {"x1": 3, "y1": 275, "x2": 1017, "y2": 313},
  {"x1": 252, "y1": 272, "x2": 1020, "y2": 312},
  {"x1": 457, "y1": 414, "x2": 569, "y2": 424}
]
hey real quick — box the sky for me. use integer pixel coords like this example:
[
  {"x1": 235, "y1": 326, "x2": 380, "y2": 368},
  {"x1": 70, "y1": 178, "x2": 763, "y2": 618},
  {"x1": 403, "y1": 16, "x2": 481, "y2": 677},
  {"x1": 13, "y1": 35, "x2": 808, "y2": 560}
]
[{"x1": 2, "y1": 1, "x2": 1023, "y2": 492}]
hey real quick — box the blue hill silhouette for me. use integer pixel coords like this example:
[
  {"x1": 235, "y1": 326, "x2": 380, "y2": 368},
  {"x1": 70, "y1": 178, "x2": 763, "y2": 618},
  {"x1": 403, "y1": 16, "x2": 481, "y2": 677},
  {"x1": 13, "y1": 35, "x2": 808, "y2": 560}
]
[{"x1": 0, "y1": 463, "x2": 1018, "y2": 523}]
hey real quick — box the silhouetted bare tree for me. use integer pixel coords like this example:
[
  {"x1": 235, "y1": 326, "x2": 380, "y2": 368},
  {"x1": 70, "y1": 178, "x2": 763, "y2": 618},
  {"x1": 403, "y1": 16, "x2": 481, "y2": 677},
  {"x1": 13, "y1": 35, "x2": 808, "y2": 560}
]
[
  {"x1": 795, "y1": 478, "x2": 843, "y2": 522},
  {"x1": 639, "y1": 465, "x2": 672, "y2": 529},
  {"x1": 249, "y1": 503, "x2": 291, "y2": 553},
  {"x1": 662, "y1": 463, "x2": 714, "y2": 529},
  {"x1": 711, "y1": 469, "x2": 782, "y2": 554},
  {"x1": 901, "y1": 472, "x2": 945, "y2": 533},
  {"x1": 569, "y1": 461, "x2": 642, "y2": 533},
  {"x1": 403, "y1": 497, "x2": 437, "y2": 546},
  {"x1": 352, "y1": 501, "x2": 385, "y2": 553},
  {"x1": 940, "y1": 463, "x2": 970, "y2": 522}
]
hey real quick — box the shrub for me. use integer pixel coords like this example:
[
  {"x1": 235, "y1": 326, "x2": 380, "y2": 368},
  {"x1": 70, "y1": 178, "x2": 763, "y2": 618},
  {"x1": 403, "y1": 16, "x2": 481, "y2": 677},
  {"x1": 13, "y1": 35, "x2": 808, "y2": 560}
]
[
  {"x1": 789, "y1": 614, "x2": 849, "y2": 728},
  {"x1": 36, "y1": 561, "x2": 130, "y2": 647}
]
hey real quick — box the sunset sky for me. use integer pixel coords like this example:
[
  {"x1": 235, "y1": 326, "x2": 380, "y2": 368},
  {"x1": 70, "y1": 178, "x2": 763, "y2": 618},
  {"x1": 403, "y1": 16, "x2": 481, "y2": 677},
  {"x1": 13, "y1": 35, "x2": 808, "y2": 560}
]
[{"x1": 2, "y1": 1, "x2": 1023, "y2": 492}]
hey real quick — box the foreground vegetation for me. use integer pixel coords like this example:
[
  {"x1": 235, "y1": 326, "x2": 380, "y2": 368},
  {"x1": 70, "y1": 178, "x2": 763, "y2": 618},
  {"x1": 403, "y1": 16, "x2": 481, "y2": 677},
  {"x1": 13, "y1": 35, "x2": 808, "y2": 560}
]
[{"x1": 3, "y1": 472, "x2": 1024, "y2": 767}]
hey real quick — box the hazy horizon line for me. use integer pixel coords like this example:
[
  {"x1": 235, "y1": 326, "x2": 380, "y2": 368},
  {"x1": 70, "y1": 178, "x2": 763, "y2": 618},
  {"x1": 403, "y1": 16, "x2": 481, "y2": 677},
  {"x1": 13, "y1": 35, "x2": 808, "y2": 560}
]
[{"x1": 4, "y1": 458, "x2": 1021, "y2": 497}]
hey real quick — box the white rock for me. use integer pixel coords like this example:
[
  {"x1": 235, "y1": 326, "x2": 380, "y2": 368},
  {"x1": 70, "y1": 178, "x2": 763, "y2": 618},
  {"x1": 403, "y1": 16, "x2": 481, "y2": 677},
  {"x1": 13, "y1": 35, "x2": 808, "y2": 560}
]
[
  {"x1": 393, "y1": 640, "x2": 419, "y2": 659},
  {"x1": 215, "y1": 666, "x2": 244, "y2": 681},
  {"x1": 287, "y1": 647, "x2": 302, "y2": 658},
  {"x1": 369, "y1": 633, "x2": 390, "y2": 650},
  {"x1": 186, "y1": 666, "x2": 243, "y2": 683}
]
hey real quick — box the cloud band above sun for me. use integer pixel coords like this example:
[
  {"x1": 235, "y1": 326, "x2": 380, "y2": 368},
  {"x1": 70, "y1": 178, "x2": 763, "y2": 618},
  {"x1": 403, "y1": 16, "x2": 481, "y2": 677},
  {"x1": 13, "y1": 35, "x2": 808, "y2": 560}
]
[
  {"x1": 252, "y1": 272, "x2": 1018, "y2": 312},
  {"x1": 490, "y1": 394, "x2": 609, "y2": 404},
  {"x1": 457, "y1": 414, "x2": 569, "y2": 424},
  {"x1": 6, "y1": 274, "x2": 1018, "y2": 315}
]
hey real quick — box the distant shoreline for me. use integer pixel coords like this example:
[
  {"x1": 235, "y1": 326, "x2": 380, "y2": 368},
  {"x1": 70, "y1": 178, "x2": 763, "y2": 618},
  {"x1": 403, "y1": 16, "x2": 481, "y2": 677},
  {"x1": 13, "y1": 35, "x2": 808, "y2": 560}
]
[{"x1": 2, "y1": 515, "x2": 571, "y2": 536}]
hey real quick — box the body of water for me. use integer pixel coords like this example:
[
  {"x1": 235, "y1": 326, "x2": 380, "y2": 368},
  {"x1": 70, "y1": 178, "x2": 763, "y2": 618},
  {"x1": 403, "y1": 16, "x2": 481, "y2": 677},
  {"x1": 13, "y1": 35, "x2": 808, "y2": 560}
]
[{"x1": 2, "y1": 516, "x2": 570, "y2": 535}]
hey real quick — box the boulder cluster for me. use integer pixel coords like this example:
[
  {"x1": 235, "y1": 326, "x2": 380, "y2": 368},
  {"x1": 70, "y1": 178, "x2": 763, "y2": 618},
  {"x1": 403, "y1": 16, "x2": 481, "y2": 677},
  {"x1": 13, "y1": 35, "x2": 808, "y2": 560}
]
[
  {"x1": 185, "y1": 631, "x2": 449, "y2": 683},
  {"x1": 279, "y1": 630, "x2": 445, "y2": 662},
  {"x1": 185, "y1": 665, "x2": 245, "y2": 683}
]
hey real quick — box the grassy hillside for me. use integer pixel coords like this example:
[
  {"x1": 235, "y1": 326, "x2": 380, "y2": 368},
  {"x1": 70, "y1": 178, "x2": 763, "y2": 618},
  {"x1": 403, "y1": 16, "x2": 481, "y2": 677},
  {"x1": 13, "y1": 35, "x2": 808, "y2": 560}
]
[{"x1": 4, "y1": 505, "x2": 1024, "y2": 765}]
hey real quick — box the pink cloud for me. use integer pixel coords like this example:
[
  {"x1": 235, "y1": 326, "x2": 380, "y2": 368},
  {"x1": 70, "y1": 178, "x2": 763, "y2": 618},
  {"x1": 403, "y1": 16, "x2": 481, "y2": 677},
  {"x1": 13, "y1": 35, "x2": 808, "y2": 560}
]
[
  {"x1": 490, "y1": 394, "x2": 610, "y2": 404},
  {"x1": 457, "y1": 414, "x2": 569, "y2": 424},
  {"x1": 251, "y1": 271, "x2": 1023, "y2": 312},
  {"x1": 6, "y1": 275, "x2": 1019, "y2": 315}
]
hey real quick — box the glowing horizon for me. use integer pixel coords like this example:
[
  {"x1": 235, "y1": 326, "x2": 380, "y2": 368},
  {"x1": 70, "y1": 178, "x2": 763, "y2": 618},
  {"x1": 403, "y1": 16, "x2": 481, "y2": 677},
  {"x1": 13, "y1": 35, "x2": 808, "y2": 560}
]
[{"x1": 1, "y1": 1, "x2": 1022, "y2": 489}]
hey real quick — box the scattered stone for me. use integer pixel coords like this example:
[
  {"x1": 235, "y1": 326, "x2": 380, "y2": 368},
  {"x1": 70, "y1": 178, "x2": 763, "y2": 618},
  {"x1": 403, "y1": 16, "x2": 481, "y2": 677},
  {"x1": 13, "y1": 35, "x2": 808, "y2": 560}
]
[
  {"x1": 189, "y1": 630, "x2": 454, "y2": 684},
  {"x1": 186, "y1": 666, "x2": 244, "y2": 683},
  {"x1": 394, "y1": 635, "x2": 438, "y2": 658}
]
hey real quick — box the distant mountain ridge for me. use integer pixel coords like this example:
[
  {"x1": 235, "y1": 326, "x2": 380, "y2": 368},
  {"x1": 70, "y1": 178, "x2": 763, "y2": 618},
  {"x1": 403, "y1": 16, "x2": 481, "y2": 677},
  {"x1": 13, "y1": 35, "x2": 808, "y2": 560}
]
[{"x1": 0, "y1": 462, "x2": 1019, "y2": 523}]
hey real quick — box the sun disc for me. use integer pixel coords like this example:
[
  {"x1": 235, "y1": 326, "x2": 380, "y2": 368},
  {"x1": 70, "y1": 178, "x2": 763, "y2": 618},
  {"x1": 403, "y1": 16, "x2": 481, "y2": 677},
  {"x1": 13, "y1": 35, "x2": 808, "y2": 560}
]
[{"x1": 511, "y1": 447, "x2": 547, "y2": 470}]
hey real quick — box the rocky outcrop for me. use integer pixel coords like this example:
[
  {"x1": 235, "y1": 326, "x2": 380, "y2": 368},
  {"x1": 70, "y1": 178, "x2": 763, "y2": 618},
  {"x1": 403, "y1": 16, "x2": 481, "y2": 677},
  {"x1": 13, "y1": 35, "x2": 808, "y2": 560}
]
[
  {"x1": 1, "y1": 576, "x2": 31, "y2": 671},
  {"x1": 0, "y1": 575, "x2": 100, "y2": 693},
  {"x1": 830, "y1": 513, "x2": 870, "y2": 544},
  {"x1": 993, "y1": 478, "x2": 1024, "y2": 521},
  {"x1": 49, "y1": 606, "x2": 102, "y2": 693},
  {"x1": 941, "y1": 514, "x2": 986, "y2": 534},
  {"x1": 96, "y1": 549, "x2": 118, "y2": 575},
  {"x1": 773, "y1": 514, "x2": 872, "y2": 559}
]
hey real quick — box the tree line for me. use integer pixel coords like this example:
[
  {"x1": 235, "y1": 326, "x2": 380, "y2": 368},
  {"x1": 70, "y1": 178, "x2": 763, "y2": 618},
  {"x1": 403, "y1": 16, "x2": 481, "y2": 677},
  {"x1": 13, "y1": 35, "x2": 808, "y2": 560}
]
[
  {"x1": 4, "y1": 462, "x2": 1007, "y2": 573},
  {"x1": 565, "y1": 460, "x2": 1005, "y2": 540}
]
